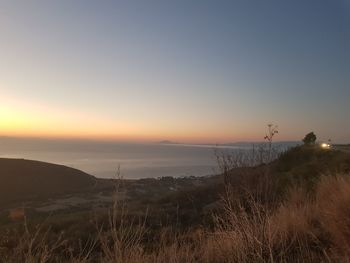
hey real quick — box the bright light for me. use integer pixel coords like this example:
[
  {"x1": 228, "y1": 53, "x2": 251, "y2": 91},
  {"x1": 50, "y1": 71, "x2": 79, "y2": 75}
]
[{"x1": 321, "y1": 143, "x2": 331, "y2": 149}]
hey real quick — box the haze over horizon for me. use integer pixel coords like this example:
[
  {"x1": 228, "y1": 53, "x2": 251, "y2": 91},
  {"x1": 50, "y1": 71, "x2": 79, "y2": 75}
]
[{"x1": 1, "y1": 1, "x2": 349, "y2": 143}]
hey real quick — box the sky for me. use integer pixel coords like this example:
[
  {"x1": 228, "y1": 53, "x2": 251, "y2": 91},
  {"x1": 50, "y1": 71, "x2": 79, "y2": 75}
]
[{"x1": 0, "y1": 0, "x2": 349, "y2": 143}]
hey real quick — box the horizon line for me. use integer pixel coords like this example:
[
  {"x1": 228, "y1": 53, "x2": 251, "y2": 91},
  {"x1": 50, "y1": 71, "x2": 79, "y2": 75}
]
[{"x1": 0, "y1": 134, "x2": 337, "y2": 145}]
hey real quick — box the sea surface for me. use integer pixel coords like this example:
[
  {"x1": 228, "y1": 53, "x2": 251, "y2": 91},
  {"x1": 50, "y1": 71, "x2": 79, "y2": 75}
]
[{"x1": 0, "y1": 137, "x2": 297, "y2": 179}]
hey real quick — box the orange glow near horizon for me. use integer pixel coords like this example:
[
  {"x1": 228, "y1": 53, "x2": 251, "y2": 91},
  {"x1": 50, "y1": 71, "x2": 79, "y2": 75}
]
[
  {"x1": 0, "y1": 95, "x2": 292, "y2": 144},
  {"x1": 0, "y1": 102, "x2": 254, "y2": 144},
  {"x1": 0, "y1": 97, "x2": 139, "y2": 141}
]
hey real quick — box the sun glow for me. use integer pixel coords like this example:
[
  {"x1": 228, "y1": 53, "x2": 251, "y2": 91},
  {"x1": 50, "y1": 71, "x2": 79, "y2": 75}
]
[
  {"x1": 0, "y1": 97, "x2": 142, "y2": 140},
  {"x1": 0, "y1": 95, "x2": 250, "y2": 143}
]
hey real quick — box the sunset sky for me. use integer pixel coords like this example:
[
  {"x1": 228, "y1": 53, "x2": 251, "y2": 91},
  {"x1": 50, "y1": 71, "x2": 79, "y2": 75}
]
[{"x1": 0, "y1": 1, "x2": 349, "y2": 143}]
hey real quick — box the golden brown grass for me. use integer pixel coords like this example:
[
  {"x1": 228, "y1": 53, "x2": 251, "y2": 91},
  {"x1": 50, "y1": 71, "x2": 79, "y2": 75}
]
[{"x1": 2, "y1": 174, "x2": 350, "y2": 262}]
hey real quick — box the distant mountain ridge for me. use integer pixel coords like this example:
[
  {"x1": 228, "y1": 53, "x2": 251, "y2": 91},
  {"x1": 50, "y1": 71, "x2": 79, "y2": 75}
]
[
  {"x1": 157, "y1": 140, "x2": 179, "y2": 144},
  {"x1": 157, "y1": 140, "x2": 301, "y2": 149},
  {"x1": 221, "y1": 141, "x2": 301, "y2": 147}
]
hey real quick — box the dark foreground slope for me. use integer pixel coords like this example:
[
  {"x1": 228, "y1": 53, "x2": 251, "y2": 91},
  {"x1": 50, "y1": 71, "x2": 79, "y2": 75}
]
[
  {"x1": 2, "y1": 146, "x2": 350, "y2": 262},
  {"x1": 0, "y1": 158, "x2": 96, "y2": 206}
]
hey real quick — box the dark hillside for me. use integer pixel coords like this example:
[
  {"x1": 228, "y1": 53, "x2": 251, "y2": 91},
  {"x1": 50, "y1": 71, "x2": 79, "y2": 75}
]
[
  {"x1": 272, "y1": 146, "x2": 350, "y2": 191},
  {"x1": 0, "y1": 158, "x2": 96, "y2": 206},
  {"x1": 156, "y1": 146, "x2": 350, "y2": 223}
]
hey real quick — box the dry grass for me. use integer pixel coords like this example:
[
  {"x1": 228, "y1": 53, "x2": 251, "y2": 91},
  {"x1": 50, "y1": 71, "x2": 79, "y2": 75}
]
[{"x1": 2, "y1": 174, "x2": 350, "y2": 262}]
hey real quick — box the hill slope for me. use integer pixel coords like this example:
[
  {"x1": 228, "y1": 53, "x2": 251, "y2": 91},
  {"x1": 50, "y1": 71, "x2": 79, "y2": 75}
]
[{"x1": 0, "y1": 158, "x2": 96, "y2": 206}]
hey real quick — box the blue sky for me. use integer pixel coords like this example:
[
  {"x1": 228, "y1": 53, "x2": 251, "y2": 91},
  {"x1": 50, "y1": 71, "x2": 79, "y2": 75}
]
[{"x1": 0, "y1": 0, "x2": 349, "y2": 142}]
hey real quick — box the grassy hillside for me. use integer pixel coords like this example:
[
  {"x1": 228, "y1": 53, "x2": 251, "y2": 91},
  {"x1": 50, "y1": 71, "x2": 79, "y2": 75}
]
[
  {"x1": 0, "y1": 158, "x2": 96, "y2": 206},
  {"x1": 1, "y1": 146, "x2": 350, "y2": 262},
  {"x1": 153, "y1": 146, "x2": 350, "y2": 226}
]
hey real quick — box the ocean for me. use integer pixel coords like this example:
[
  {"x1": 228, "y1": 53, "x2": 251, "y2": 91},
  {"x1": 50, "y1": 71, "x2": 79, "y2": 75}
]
[
  {"x1": 0, "y1": 137, "x2": 245, "y2": 179},
  {"x1": 0, "y1": 137, "x2": 298, "y2": 179}
]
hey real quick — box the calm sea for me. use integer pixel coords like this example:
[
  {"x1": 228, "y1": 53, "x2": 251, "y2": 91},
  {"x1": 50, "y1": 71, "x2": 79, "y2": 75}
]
[
  {"x1": 0, "y1": 137, "x2": 298, "y2": 179},
  {"x1": 0, "y1": 137, "x2": 248, "y2": 179}
]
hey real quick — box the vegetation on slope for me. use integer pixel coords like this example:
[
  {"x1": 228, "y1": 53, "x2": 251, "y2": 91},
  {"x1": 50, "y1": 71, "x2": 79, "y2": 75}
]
[{"x1": 1, "y1": 145, "x2": 350, "y2": 262}]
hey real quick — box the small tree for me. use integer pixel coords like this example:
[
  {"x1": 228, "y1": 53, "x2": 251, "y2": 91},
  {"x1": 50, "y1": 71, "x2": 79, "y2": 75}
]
[{"x1": 302, "y1": 132, "x2": 317, "y2": 145}]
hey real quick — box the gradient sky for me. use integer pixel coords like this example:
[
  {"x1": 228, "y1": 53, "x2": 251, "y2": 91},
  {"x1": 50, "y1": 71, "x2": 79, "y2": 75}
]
[{"x1": 0, "y1": 0, "x2": 349, "y2": 143}]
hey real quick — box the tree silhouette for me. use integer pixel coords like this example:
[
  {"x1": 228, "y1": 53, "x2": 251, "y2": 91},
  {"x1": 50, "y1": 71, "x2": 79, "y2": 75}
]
[{"x1": 302, "y1": 132, "x2": 317, "y2": 145}]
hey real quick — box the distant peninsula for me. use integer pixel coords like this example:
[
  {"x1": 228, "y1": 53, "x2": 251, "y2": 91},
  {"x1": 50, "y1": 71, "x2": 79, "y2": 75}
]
[{"x1": 157, "y1": 140, "x2": 179, "y2": 144}]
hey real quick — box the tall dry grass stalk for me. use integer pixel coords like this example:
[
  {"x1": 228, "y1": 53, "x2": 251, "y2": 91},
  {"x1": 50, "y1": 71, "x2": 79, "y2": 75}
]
[
  {"x1": 97, "y1": 195, "x2": 147, "y2": 262},
  {"x1": 93, "y1": 165, "x2": 146, "y2": 262}
]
